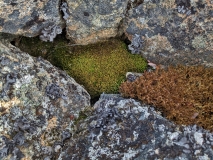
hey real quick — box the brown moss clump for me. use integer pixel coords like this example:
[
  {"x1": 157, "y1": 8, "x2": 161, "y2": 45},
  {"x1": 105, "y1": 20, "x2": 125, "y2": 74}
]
[{"x1": 119, "y1": 65, "x2": 213, "y2": 131}]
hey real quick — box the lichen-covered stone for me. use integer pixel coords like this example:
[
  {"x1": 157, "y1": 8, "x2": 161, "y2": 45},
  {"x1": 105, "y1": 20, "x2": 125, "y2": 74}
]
[
  {"x1": 0, "y1": 0, "x2": 64, "y2": 37},
  {"x1": 0, "y1": 42, "x2": 90, "y2": 159},
  {"x1": 64, "y1": 0, "x2": 129, "y2": 44},
  {"x1": 125, "y1": 0, "x2": 213, "y2": 67},
  {"x1": 58, "y1": 94, "x2": 213, "y2": 159}
]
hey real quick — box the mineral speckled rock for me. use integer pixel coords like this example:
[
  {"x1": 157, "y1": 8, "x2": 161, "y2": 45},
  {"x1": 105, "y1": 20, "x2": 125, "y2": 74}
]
[
  {"x1": 0, "y1": 0, "x2": 64, "y2": 37},
  {"x1": 58, "y1": 94, "x2": 213, "y2": 159},
  {"x1": 125, "y1": 0, "x2": 213, "y2": 67},
  {"x1": 0, "y1": 42, "x2": 90, "y2": 159},
  {"x1": 64, "y1": 0, "x2": 128, "y2": 44}
]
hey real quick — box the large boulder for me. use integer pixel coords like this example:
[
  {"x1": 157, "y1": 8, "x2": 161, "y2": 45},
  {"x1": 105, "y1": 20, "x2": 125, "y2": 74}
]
[
  {"x1": 0, "y1": 42, "x2": 90, "y2": 159},
  {"x1": 125, "y1": 0, "x2": 213, "y2": 67},
  {"x1": 0, "y1": 0, "x2": 64, "y2": 37},
  {"x1": 64, "y1": 0, "x2": 129, "y2": 44},
  {"x1": 59, "y1": 94, "x2": 213, "y2": 159}
]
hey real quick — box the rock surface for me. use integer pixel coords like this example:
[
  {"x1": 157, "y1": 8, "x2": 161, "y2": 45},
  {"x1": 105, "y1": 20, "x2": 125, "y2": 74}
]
[
  {"x1": 0, "y1": 0, "x2": 129, "y2": 44},
  {"x1": 0, "y1": 40, "x2": 212, "y2": 159},
  {"x1": 59, "y1": 94, "x2": 213, "y2": 159},
  {"x1": 0, "y1": 42, "x2": 90, "y2": 159},
  {"x1": 0, "y1": 1, "x2": 213, "y2": 159},
  {"x1": 125, "y1": 0, "x2": 213, "y2": 67},
  {"x1": 0, "y1": 0, "x2": 64, "y2": 37},
  {"x1": 61, "y1": 0, "x2": 128, "y2": 44}
]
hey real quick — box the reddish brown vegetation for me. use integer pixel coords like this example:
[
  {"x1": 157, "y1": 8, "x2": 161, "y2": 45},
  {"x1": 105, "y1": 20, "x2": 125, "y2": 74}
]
[{"x1": 120, "y1": 65, "x2": 213, "y2": 131}]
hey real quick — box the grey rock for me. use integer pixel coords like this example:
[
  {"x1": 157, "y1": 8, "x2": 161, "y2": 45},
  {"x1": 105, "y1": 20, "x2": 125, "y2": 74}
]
[
  {"x1": 64, "y1": 0, "x2": 128, "y2": 44},
  {"x1": 128, "y1": 34, "x2": 144, "y2": 54},
  {"x1": 39, "y1": 24, "x2": 62, "y2": 42},
  {"x1": 126, "y1": 72, "x2": 143, "y2": 82},
  {"x1": 0, "y1": 0, "x2": 128, "y2": 44},
  {"x1": 58, "y1": 94, "x2": 213, "y2": 159},
  {"x1": 0, "y1": 42, "x2": 90, "y2": 159},
  {"x1": 60, "y1": 2, "x2": 70, "y2": 20},
  {"x1": 0, "y1": 0, "x2": 64, "y2": 37},
  {"x1": 125, "y1": 0, "x2": 213, "y2": 67}
]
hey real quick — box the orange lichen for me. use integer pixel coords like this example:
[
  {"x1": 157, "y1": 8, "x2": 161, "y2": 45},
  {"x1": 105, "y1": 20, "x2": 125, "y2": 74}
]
[{"x1": 120, "y1": 65, "x2": 213, "y2": 131}]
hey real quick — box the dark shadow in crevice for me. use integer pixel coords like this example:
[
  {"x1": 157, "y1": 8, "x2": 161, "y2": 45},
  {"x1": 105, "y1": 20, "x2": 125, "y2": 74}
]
[
  {"x1": 53, "y1": 28, "x2": 69, "y2": 42},
  {"x1": 123, "y1": 36, "x2": 131, "y2": 46},
  {"x1": 10, "y1": 27, "x2": 69, "y2": 48},
  {"x1": 119, "y1": 33, "x2": 131, "y2": 52},
  {"x1": 10, "y1": 39, "x2": 15, "y2": 46},
  {"x1": 90, "y1": 96, "x2": 100, "y2": 106},
  {"x1": 9, "y1": 29, "x2": 134, "y2": 107}
]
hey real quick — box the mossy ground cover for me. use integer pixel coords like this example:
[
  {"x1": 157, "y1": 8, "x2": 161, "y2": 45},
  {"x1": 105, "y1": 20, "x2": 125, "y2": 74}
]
[
  {"x1": 120, "y1": 65, "x2": 213, "y2": 131},
  {"x1": 14, "y1": 35, "x2": 213, "y2": 132},
  {"x1": 17, "y1": 36, "x2": 147, "y2": 98}
]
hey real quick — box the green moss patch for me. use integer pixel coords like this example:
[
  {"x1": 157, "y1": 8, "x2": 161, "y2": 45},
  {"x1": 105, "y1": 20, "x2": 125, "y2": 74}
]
[{"x1": 17, "y1": 37, "x2": 147, "y2": 98}]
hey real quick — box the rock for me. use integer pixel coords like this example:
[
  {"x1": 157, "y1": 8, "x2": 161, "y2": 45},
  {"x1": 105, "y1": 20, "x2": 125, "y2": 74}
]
[
  {"x1": 64, "y1": 0, "x2": 128, "y2": 44},
  {"x1": 59, "y1": 94, "x2": 213, "y2": 159},
  {"x1": 126, "y1": 72, "x2": 143, "y2": 82},
  {"x1": 0, "y1": 0, "x2": 129, "y2": 44},
  {"x1": 125, "y1": 0, "x2": 213, "y2": 67},
  {"x1": 0, "y1": 0, "x2": 64, "y2": 37},
  {"x1": 0, "y1": 42, "x2": 90, "y2": 159}
]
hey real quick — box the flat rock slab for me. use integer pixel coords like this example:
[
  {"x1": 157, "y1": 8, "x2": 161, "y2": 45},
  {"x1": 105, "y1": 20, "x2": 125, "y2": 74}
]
[
  {"x1": 0, "y1": 0, "x2": 63, "y2": 37},
  {"x1": 64, "y1": 0, "x2": 128, "y2": 44},
  {"x1": 59, "y1": 94, "x2": 213, "y2": 159},
  {"x1": 0, "y1": 42, "x2": 90, "y2": 159},
  {"x1": 125, "y1": 0, "x2": 213, "y2": 67}
]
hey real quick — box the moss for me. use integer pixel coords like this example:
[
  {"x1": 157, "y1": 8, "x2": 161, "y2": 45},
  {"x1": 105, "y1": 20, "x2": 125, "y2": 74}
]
[
  {"x1": 17, "y1": 35, "x2": 70, "y2": 59},
  {"x1": 17, "y1": 37, "x2": 147, "y2": 98},
  {"x1": 51, "y1": 39, "x2": 147, "y2": 97},
  {"x1": 120, "y1": 65, "x2": 213, "y2": 131}
]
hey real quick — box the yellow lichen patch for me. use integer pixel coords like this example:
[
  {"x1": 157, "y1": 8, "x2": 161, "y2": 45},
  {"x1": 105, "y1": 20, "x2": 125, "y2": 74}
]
[
  {"x1": 145, "y1": 35, "x2": 173, "y2": 53},
  {"x1": 72, "y1": 28, "x2": 118, "y2": 45},
  {"x1": 61, "y1": 105, "x2": 68, "y2": 113},
  {"x1": 40, "y1": 116, "x2": 59, "y2": 146},
  {"x1": 41, "y1": 127, "x2": 62, "y2": 146},
  {"x1": 131, "y1": 18, "x2": 148, "y2": 29},
  {"x1": 67, "y1": 25, "x2": 79, "y2": 31},
  {"x1": 46, "y1": 116, "x2": 58, "y2": 130},
  {"x1": 6, "y1": 55, "x2": 19, "y2": 63},
  {"x1": 160, "y1": 0, "x2": 176, "y2": 9},
  {"x1": 20, "y1": 145, "x2": 35, "y2": 160},
  {"x1": 0, "y1": 97, "x2": 22, "y2": 115},
  {"x1": 40, "y1": 133, "x2": 46, "y2": 146}
]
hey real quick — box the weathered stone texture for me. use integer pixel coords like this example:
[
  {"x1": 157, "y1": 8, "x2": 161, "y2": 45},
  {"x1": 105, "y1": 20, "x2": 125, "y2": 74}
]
[
  {"x1": 0, "y1": 42, "x2": 90, "y2": 159},
  {"x1": 58, "y1": 94, "x2": 213, "y2": 159},
  {"x1": 64, "y1": 0, "x2": 128, "y2": 44},
  {"x1": 0, "y1": 0, "x2": 64, "y2": 37},
  {"x1": 125, "y1": 0, "x2": 213, "y2": 67}
]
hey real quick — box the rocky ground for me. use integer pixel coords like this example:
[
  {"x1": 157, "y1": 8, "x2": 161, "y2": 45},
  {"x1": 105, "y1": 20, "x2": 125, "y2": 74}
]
[{"x1": 0, "y1": 0, "x2": 213, "y2": 159}]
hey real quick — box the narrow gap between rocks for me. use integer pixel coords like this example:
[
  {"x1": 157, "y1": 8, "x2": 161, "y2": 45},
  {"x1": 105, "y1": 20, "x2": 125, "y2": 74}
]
[
  {"x1": 9, "y1": 0, "x2": 147, "y2": 106},
  {"x1": 10, "y1": 31, "x2": 147, "y2": 105}
]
